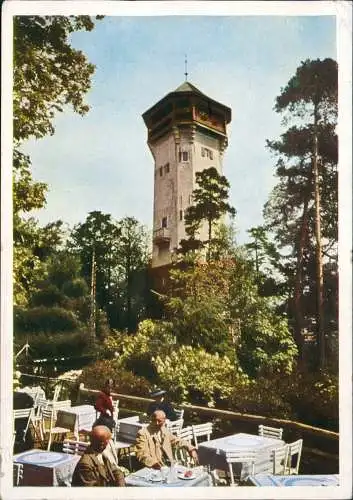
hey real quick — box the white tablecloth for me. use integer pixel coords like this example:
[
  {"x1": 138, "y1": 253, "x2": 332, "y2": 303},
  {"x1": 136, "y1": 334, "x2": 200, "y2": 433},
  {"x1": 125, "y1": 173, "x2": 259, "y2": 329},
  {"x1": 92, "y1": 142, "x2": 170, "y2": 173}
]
[
  {"x1": 198, "y1": 432, "x2": 284, "y2": 479},
  {"x1": 14, "y1": 449, "x2": 80, "y2": 486},
  {"x1": 248, "y1": 474, "x2": 340, "y2": 487},
  {"x1": 56, "y1": 405, "x2": 96, "y2": 438},
  {"x1": 125, "y1": 465, "x2": 212, "y2": 487},
  {"x1": 16, "y1": 386, "x2": 46, "y2": 400}
]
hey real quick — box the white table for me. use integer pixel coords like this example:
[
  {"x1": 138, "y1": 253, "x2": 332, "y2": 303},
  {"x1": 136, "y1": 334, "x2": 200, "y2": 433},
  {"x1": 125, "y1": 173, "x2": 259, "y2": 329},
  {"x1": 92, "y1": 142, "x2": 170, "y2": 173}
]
[
  {"x1": 56, "y1": 405, "x2": 96, "y2": 439},
  {"x1": 248, "y1": 474, "x2": 340, "y2": 487},
  {"x1": 125, "y1": 465, "x2": 212, "y2": 487},
  {"x1": 198, "y1": 432, "x2": 284, "y2": 480},
  {"x1": 14, "y1": 449, "x2": 80, "y2": 486}
]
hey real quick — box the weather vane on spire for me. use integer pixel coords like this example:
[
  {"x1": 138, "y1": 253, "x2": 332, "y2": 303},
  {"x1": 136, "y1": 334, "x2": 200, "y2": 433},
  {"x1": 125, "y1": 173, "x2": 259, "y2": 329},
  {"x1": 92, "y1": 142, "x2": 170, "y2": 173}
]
[{"x1": 184, "y1": 54, "x2": 188, "y2": 81}]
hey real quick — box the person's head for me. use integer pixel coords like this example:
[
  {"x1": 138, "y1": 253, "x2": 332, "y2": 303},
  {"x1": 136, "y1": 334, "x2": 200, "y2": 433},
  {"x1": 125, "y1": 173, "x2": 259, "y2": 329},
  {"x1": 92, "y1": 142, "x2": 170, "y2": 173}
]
[
  {"x1": 103, "y1": 378, "x2": 114, "y2": 395},
  {"x1": 90, "y1": 425, "x2": 111, "y2": 453},
  {"x1": 150, "y1": 388, "x2": 166, "y2": 402},
  {"x1": 151, "y1": 410, "x2": 166, "y2": 429}
]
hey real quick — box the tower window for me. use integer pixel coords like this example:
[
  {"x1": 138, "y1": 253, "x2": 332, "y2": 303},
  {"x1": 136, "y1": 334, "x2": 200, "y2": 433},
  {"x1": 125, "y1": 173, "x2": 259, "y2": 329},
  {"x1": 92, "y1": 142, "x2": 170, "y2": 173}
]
[
  {"x1": 179, "y1": 210, "x2": 183, "y2": 221},
  {"x1": 201, "y1": 147, "x2": 213, "y2": 159},
  {"x1": 159, "y1": 167, "x2": 163, "y2": 176},
  {"x1": 164, "y1": 163, "x2": 170, "y2": 174},
  {"x1": 178, "y1": 151, "x2": 189, "y2": 162},
  {"x1": 162, "y1": 217, "x2": 168, "y2": 228}
]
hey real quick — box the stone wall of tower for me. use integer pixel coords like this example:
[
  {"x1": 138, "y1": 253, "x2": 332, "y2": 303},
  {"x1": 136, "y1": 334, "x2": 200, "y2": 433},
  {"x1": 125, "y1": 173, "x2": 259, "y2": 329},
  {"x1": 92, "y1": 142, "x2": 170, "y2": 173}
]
[
  {"x1": 177, "y1": 128, "x2": 227, "y2": 244},
  {"x1": 149, "y1": 132, "x2": 178, "y2": 267},
  {"x1": 150, "y1": 125, "x2": 228, "y2": 267}
]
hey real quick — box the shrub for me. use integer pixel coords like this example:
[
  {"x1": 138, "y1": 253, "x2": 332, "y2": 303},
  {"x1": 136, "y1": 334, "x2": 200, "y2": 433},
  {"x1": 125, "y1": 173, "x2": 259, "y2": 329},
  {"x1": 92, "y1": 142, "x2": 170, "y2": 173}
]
[
  {"x1": 62, "y1": 278, "x2": 89, "y2": 298},
  {"x1": 30, "y1": 285, "x2": 65, "y2": 307},
  {"x1": 78, "y1": 359, "x2": 151, "y2": 396},
  {"x1": 15, "y1": 331, "x2": 90, "y2": 359},
  {"x1": 14, "y1": 306, "x2": 82, "y2": 333},
  {"x1": 153, "y1": 345, "x2": 250, "y2": 406}
]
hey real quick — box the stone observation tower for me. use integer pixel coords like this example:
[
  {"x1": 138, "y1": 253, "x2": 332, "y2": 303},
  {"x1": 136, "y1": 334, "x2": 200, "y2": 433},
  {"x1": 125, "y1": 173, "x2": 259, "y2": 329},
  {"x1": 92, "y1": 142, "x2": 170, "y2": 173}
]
[{"x1": 142, "y1": 80, "x2": 232, "y2": 268}]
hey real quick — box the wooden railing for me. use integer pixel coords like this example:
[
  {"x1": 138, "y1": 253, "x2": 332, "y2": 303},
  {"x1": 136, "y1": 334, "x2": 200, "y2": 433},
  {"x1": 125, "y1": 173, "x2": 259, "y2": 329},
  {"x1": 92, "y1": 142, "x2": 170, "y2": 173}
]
[{"x1": 77, "y1": 385, "x2": 339, "y2": 465}]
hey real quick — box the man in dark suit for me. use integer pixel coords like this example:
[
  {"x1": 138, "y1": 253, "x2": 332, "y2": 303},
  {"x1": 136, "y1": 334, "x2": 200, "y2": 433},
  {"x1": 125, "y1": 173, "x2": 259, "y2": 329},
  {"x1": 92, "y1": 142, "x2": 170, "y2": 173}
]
[{"x1": 71, "y1": 425, "x2": 125, "y2": 487}]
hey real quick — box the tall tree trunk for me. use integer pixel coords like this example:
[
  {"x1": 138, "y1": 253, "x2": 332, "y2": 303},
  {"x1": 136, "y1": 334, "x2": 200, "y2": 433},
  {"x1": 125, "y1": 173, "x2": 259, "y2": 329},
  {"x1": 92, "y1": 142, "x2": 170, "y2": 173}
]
[
  {"x1": 90, "y1": 246, "x2": 96, "y2": 342},
  {"x1": 313, "y1": 112, "x2": 325, "y2": 369},
  {"x1": 207, "y1": 217, "x2": 212, "y2": 261},
  {"x1": 293, "y1": 190, "x2": 310, "y2": 362}
]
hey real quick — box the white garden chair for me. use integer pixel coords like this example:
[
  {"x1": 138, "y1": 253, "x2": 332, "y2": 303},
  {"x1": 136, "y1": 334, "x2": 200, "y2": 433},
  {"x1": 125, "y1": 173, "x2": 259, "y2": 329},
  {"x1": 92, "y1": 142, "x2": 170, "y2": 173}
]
[
  {"x1": 166, "y1": 418, "x2": 184, "y2": 436},
  {"x1": 286, "y1": 439, "x2": 303, "y2": 475},
  {"x1": 62, "y1": 439, "x2": 89, "y2": 455},
  {"x1": 41, "y1": 405, "x2": 74, "y2": 450},
  {"x1": 174, "y1": 407, "x2": 184, "y2": 420},
  {"x1": 191, "y1": 422, "x2": 213, "y2": 447},
  {"x1": 174, "y1": 426, "x2": 194, "y2": 466},
  {"x1": 13, "y1": 408, "x2": 35, "y2": 443},
  {"x1": 258, "y1": 424, "x2": 283, "y2": 440},
  {"x1": 225, "y1": 450, "x2": 257, "y2": 485},
  {"x1": 271, "y1": 444, "x2": 289, "y2": 475}
]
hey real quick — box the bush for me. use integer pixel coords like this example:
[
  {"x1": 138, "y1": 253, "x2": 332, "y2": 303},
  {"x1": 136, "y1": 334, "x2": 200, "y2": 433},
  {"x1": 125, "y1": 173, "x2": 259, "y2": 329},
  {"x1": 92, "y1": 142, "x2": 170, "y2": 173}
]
[
  {"x1": 14, "y1": 305, "x2": 82, "y2": 333},
  {"x1": 15, "y1": 331, "x2": 90, "y2": 359},
  {"x1": 78, "y1": 359, "x2": 152, "y2": 397},
  {"x1": 62, "y1": 278, "x2": 89, "y2": 298},
  {"x1": 30, "y1": 285, "x2": 66, "y2": 307},
  {"x1": 153, "y1": 346, "x2": 250, "y2": 406}
]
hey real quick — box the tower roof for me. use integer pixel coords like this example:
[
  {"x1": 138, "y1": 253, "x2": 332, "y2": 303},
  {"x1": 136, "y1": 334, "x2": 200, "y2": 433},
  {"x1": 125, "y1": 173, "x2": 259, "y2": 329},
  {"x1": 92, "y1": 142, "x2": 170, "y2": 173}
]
[
  {"x1": 143, "y1": 80, "x2": 231, "y2": 124},
  {"x1": 173, "y1": 81, "x2": 206, "y2": 95}
]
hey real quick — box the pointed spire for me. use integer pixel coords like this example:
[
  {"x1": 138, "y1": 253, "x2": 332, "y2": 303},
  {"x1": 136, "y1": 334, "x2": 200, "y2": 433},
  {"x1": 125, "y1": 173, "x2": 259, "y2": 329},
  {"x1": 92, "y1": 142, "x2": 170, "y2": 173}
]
[{"x1": 184, "y1": 54, "x2": 188, "y2": 81}]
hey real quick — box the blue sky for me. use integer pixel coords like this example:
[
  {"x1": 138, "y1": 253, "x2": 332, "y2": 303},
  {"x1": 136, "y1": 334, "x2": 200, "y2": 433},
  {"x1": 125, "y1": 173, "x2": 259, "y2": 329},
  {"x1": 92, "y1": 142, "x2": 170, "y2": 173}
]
[{"x1": 21, "y1": 13, "x2": 337, "y2": 244}]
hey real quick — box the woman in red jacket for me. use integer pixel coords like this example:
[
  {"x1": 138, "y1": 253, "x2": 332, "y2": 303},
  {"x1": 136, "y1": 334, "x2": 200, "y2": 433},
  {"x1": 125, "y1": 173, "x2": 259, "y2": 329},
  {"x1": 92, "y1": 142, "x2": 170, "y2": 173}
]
[{"x1": 94, "y1": 378, "x2": 115, "y2": 431}]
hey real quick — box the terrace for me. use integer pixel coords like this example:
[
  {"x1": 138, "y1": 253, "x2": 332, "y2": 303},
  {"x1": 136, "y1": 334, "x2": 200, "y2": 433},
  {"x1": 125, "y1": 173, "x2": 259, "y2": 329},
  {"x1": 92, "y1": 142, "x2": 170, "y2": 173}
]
[{"x1": 12, "y1": 377, "x2": 339, "y2": 489}]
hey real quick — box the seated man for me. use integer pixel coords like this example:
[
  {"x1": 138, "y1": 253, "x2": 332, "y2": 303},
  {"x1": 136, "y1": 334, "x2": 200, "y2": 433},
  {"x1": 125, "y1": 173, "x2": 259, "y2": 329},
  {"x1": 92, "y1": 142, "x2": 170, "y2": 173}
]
[
  {"x1": 146, "y1": 388, "x2": 177, "y2": 421},
  {"x1": 135, "y1": 410, "x2": 198, "y2": 469},
  {"x1": 71, "y1": 425, "x2": 125, "y2": 487}
]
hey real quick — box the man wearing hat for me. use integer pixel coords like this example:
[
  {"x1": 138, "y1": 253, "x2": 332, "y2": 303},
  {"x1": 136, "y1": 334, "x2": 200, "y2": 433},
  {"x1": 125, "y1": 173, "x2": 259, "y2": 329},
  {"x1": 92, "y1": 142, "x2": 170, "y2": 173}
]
[{"x1": 147, "y1": 388, "x2": 177, "y2": 421}]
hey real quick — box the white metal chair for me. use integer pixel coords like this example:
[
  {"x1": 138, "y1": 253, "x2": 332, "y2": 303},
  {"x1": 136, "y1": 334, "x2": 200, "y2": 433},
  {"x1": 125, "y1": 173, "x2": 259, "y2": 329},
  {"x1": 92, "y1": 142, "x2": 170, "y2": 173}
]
[
  {"x1": 62, "y1": 439, "x2": 89, "y2": 456},
  {"x1": 52, "y1": 384, "x2": 62, "y2": 402},
  {"x1": 258, "y1": 424, "x2": 283, "y2": 440},
  {"x1": 174, "y1": 408, "x2": 184, "y2": 420},
  {"x1": 112, "y1": 399, "x2": 120, "y2": 433},
  {"x1": 286, "y1": 439, "x2": 303, "y2": 475},
  {"x1": 166, "y1": 418, "x2": 184, "y2": 435},
  {"x1": 191, "y1": 422, "x2": 213, "y2": 447},
  {"x1": 13, "y1": 408, "x2": 35, "y2": 443},
  {"x1": 113, "y1": 421, "x2": 135, "y2": 471},
  {"x1": 225, "y1": 450, "x2": 257, "y2": 485},
  {"x1": 41, "y1": 406, "x2": 74, "y2": 450},
  {"x1": 13, "y1": 463, "x2": 23, "y2": 486},
  {"x1": 174, "y1": 426, "x2": 194, "y2": 466},
  {"x1": 271, "y1": 444, "x2": 289, "y2": 475}
]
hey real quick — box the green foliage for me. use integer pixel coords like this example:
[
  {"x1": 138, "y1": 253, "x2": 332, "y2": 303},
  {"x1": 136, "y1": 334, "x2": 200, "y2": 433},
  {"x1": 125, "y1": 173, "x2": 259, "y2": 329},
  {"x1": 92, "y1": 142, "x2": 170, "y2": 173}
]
[
  {"x1": 62, "y1": 278, "x2": 89, "y2": 298},
  {"x1": 264, "y1": 58, "x2": 338, "y2": 366},
  {"x1": 165, "y1": 256, "x2": 297, "y2": 375},
  {"x1": 153, "y1": 345, "x2": 249, "y2": 406},
  {"x1": 14, "y1": 306, "x2": 82, "y2": 333},
  {"x1": 31, "y1": 284, "x2": 66, "y2": 307},
  {"x1": 15, "y1": 331, "x2": 89, "y2": 359},
  {"x1": 14, "y1": 15, "x2": 100, "y2": 142},
  {"x1": 104, "y1": 319, "x2": 176, "y2": 376},
  {"x1": 182, "y1": 167, "x2": 236, "y2": 260},
  {"x1": 78, "y1": 359, "x2": 151, "y2": 397},
  {"x1": 113, "y1": 217, "x2": 151, "y2": 332},
  {"x1": 13, "y1": 15, "x2": 101, "y2": 305},
  {"x1": 275, "y1": 58, "x2": 337, "y2": 119}
]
